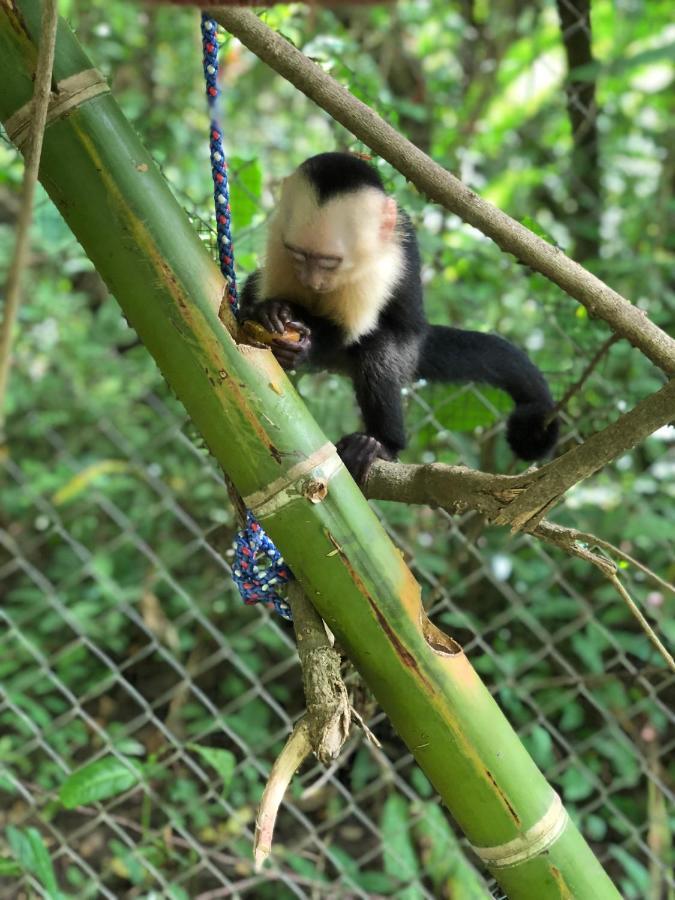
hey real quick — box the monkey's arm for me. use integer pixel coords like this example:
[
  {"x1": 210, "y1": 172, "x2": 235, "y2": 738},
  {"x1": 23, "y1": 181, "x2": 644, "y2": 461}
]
[{"x1": 337, "y1": 332, "x2": 412, "y2": 484}]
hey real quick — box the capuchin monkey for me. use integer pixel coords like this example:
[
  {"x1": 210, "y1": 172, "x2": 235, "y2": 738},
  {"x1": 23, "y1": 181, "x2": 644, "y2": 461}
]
[{"x1": 241, "y1": 152, "x2": 559, "y2": 484}]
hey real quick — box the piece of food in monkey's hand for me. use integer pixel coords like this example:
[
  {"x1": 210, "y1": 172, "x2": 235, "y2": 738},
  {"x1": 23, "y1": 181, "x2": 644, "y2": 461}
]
[{"x1": 240, "y1": 320, "x2": 302, "y2": 347}]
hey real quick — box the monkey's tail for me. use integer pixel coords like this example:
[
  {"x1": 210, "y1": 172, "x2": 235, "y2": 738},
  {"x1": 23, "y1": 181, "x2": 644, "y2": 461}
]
[{"x1": 417, "y1": 325, "x2": 559, "y2": 461}]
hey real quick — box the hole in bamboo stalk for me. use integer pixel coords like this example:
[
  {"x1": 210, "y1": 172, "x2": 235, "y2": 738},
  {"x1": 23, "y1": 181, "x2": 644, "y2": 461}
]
[
  {"x1": 303, "y1": 477, "x2": 328, "y2": 503},
  {"x1": 421, "y1": 616, "x2": 461, "y2": 656}
]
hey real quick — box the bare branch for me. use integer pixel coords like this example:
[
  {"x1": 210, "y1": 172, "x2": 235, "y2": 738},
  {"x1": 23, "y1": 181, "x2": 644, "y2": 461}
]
[
  {"x1": 546, "y1": 333, "x2": 619, "y2": 425},
  {"x1": 0, "y1": 0, "x2": 59, "y2": 424},
  {"x1": 365, "y1": 374, "x2": 675, "y2": 529},
  {"x1": 608, "y1": 576, "x2": 674, "y2": 673},
  {"x1": 254, "y1": 717, "x2": 312, "y2": 872},
  {"x1": 212, "y1": 6, "x2": 675, "y2": 375},
  {"x1": 564, "y1": 529, "x2": 675, "y2": 597},
  {"x1": 534, "y1": 523, "x2": 674, "y2": 672}
]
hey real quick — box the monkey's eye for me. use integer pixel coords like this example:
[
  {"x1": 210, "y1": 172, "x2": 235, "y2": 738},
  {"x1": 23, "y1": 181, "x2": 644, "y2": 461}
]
[
  {"x1": 317, "y1": 258, "x2": 341, "y2": 271},
  {"x1": 283, "y1": 243, "x2": 307, "y2": 263}
]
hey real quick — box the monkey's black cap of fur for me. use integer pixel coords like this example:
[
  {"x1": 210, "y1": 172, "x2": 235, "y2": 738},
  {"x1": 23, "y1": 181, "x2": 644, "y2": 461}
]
[{"x1": 300, "y1": 152, "x2": 385, "y2": 204}]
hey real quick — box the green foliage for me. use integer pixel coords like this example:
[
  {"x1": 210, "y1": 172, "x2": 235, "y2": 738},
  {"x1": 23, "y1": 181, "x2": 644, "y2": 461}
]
[
  {"x1": 381, "y1": 795, "x2": 420, "y2": 886},
  {"x1": 413, "y1": 803, "x2": 489, "y2": 898},
  {"x1": 188, "y1": 744, "x2": 236, "y2": 793},
  {"x1": 60, "y1": 757, "x2": 143, "y2": 808},
  {"x1": 2, "y1": 0, "x2": 673, "y2": 896},
  {"x1": 6, "y1": 827, "x2": 64, "y2": 899}
]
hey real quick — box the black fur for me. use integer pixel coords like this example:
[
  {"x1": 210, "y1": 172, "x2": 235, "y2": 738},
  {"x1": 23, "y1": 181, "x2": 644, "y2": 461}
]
[
  {"x1": 300, "y1": 152, "x2": 385, "y2": 204},
  {"x1": 418, "y1": 327, "x2": 559, "y2": 460},
  {"x1": 241, "y1": 153, "x2": 559, "y2": 481}
]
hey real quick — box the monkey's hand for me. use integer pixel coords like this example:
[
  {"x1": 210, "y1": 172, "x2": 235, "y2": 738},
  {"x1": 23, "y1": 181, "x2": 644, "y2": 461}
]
[
  {"x1": 271, "y1": 325, "x2": 311, "y2": 370},
  {"x1": 335, "y1": 432, "x2": 395, "y2": 486},
  {"x1": 253, "y1": 299, "x2": 299, "y2": 335},
  {"x1": 247, "y1": 299, "x2": 312, "y2": 369}
]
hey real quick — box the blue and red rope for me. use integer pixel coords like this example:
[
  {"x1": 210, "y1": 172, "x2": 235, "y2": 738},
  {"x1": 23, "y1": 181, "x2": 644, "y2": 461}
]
[
  {"x1": 201, "y1": 15, "x2": 292, "y2": 619},
  {"x1": 201, "y1": 16, "x2": 238, "y2": 312}
]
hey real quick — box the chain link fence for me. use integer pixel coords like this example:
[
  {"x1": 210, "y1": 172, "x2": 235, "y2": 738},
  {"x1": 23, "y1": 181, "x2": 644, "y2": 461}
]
[{"x1": 2, "y1": 2, "x2": 674, "y2": 898}]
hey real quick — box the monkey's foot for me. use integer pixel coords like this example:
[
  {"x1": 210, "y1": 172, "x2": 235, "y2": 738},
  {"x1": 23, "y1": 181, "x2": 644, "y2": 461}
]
[{"x1": 335, "y1": 432, "x2": 394, "y2": 486}]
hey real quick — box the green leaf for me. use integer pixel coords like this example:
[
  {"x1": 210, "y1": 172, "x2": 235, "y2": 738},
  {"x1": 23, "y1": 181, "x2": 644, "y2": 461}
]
[
  {"x1": 349, "y1": 746, "x2": 377, "y2": 793},
  {"x1": 51, "y1": 459, "x2": 134, "y2": 505},
  {"x1": 571, "y1": 41, "x2": 675, "y2": 81},
  {"x1": 59, "y1": 757, "x2": 142, "y2": 808},
  {"x1": 285, "y1": 853, "x2": 328, "y2": 882},
  {"x1": 558, "y1": 768, "x2": 595, "y2": 802},
  {"x1": 357, "y1": 871, "x2": 398, "y2": 892},
  {"x1": 413, "y1": 804, "x2": 489, "y2": 898},
  {"x1": 524, "y1": 725, "x2": 554, "y2": 769},
  {"x1": 415, "y1": 383, "x2": 512, "y2": 434},
  {"x1": 610, "y1": 845, "x2": 651, "y2": 897},
  {"x1": 585, "y1": 814, "x2": 608, "y2": 841},
  {"x1": 6, "y1": 826, "x2": 62, "y2": 898},
  {"x1": 188, "y1": 745, "x2": 236, "y2": 792},
  {"x1": 380, "y1": 795, "x2": 419, "y2": 884},
  {"x1": 230, "y1": 157, "x2": 262, "y2": 230},
  {"x1": 0, "y1": 856, "x2": 22, "y2": 876}
]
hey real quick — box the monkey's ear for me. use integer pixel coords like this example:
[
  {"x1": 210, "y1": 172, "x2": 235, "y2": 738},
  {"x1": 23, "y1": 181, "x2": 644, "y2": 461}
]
[{"x1": 380, "y1": 196, "x2": 398, "y2": 241}]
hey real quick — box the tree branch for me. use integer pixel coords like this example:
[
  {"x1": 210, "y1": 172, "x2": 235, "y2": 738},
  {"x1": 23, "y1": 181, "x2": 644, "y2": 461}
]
[
  {"x1": 364, "y1": 464, "x2": 675, "y2": 673},
  {"x1": 212, "y1": 6, "x2": 675, "y2": 375},
  {"x1": 365, "y1": 377, "x2": 675, "y2": 531},
  {"x1": 0, "y1": 0, "x2": 58, "y2": 425},
  {"x1": 493, "y1": 378, "x2": 675, "y2": 531}
]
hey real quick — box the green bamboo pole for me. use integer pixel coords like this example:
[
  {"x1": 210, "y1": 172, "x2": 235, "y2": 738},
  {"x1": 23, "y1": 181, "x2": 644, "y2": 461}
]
[{"x1": 0, "y1": 4, "x2": 620, "y2": 896}]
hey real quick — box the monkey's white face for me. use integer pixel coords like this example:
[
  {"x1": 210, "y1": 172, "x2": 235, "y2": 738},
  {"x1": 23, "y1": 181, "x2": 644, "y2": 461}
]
[
  {"x1": 277, "y1": 173, "x2": 397, "y2": 294},
  {"x1": 262, "y1": 170, "x2": 403, "y2": 343},
  {"x1": 283, "y1": 242, "x2": 343, "y2": 293}
]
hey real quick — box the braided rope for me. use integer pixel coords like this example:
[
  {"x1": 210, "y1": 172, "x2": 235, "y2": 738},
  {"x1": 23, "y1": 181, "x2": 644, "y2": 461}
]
[
  {"x1": 201, "y1": 15, "x2": 293, "y2": 619},
  {"x1": 232, "y1": 512, "x2": 292, "y2": 620},
  {"x1": 201, "y1": 16, "x2": 238, "y2": 312}
]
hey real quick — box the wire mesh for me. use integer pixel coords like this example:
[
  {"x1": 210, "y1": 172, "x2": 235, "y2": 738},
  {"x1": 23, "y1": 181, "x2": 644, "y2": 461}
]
[{"x1": 1, "y1": 1, "x2": 674, "y2": 898}]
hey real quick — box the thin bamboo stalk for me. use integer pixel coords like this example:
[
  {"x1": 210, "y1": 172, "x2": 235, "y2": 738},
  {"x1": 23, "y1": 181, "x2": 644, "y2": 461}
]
[{"x1": 0, "y1": 3, "x2": 620, "y2": 896}]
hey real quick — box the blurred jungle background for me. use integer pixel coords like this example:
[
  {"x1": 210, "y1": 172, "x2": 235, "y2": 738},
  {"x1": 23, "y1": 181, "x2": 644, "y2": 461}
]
[{"x1": 1, "y1": 1, "x2": 673, "y2": 897}]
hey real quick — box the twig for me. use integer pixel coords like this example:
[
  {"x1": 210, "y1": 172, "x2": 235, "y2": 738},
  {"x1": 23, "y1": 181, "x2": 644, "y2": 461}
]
[
  {"x1": 608, "y1": 575, "x2": 675, "y2": 673},
  {"x1": 534, "y1": 523, "x2": 674, "y2": 672},
  {"x1": 212, "y1": 6, "x2": 675, "y2": 375},
  {"x1": 253, "y1": 717, "x2": 312, "y2": 872},
  {"x1": 546, "y1": 333, "x2": 619, "y2": 425},
  {"x1": 0, "y1": 0, "x2": 59, "y2": 425},
  {"x1": 349, "y1": 704, "x2": 381, "y2": 747},
  {"x1": 561, "y1": 528, "x2": 675, "y2": 597}
]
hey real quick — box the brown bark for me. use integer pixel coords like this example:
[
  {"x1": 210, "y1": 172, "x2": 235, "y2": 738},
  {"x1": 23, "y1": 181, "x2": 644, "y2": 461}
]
[{"x1": 556, "y1": 0, "x2": 601, "y2": 263}]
